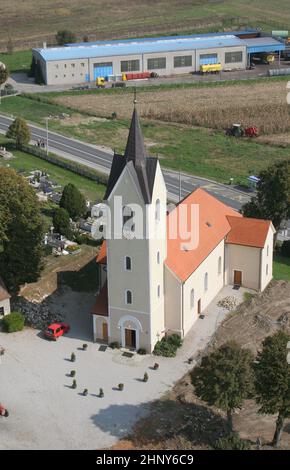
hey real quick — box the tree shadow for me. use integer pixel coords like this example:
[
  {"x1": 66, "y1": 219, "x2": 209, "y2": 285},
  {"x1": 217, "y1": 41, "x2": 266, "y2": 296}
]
[
  {"x1": 90, "y1": 399, "x2": 228, "y2": 447},
  {"x1": 12, "y1": 256, "x2": 99, "y2": 342}
]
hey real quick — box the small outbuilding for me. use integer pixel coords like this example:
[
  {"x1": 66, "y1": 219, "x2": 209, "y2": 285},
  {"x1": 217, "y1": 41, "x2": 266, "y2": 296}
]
[{"x1": 0, "y1": 278, "x2": 11, "y2": 317}]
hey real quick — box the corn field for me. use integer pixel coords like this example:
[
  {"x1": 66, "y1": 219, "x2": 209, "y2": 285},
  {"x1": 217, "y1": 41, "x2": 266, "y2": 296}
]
[{"x1": 55, "y1": 80, "x2": 290, "y2": 135}]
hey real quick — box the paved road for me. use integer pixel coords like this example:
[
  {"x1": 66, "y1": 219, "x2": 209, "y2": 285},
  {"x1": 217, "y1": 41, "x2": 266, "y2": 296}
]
[{"x1": 0, "y1": 113, "x2": 251, "y2": 210}]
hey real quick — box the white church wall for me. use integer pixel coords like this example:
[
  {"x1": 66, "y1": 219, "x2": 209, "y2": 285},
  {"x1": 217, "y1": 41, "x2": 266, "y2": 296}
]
[{"x1": 182, "y1": 239, "x2": 225, "y2": 336}]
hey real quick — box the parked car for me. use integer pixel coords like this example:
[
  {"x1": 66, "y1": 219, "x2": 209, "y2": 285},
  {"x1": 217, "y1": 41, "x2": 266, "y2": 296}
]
[{"x1": 44, "y1": 322, "x2": 70, "y2": 340}]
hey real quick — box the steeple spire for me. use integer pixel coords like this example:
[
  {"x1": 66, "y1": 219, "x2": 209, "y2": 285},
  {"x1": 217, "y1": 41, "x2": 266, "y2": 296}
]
[
  {"x1": 124, "y1": 106, "x2": 151, "y2": 203},
  {"x1": 124, "y1": 106, "x2": 148, "y2": 168}
]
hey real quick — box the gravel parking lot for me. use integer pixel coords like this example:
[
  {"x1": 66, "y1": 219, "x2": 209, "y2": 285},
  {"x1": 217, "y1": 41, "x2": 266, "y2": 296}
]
[{"x1": 0, "y1": 286, "x2": 248, "y2": 449}]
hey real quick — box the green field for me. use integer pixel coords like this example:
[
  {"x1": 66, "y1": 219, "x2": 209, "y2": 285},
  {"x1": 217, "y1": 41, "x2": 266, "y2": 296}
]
[
  {"x1": 0, "y1": 135, "x2": 105, "y2": 201},
  {"x1": 0, "y1": 50, "x2": 32, "y2": 73},
  {"x1": 1, "y1": 0, "x2": 290, "y2": 50},
  {"x1": 1, "y1": 94, "x2": 290, "y2": 185},
  {"x1": 273, "y1": 255, "x2": 290, "y2": 281}
]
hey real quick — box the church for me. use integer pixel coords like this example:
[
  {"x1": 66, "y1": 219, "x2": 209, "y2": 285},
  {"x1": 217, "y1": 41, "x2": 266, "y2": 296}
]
[{"x1": 91, "y1": 107, "x2": 275, "y2": 353}]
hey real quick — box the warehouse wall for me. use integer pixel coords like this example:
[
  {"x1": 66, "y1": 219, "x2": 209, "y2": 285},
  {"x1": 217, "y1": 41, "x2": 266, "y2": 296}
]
[{"x1": 38, "y1": 44, "x2": 247, "y2": 85}]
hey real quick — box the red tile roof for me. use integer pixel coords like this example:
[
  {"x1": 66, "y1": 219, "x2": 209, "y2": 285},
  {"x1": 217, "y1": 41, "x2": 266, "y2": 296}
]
[
  {"x1": 226, "y1": 216, "x2": 271, "y2": 248},
  {"x1": 95, "y1": 188, "x2": 273, "y2": 283},
  {"x1": 91, "y1": 281, "x2": 108, "y2": 316},
  {"x1": 166, "y1": 188, "x2": 241, "y2": 281},
  {"x1": 96, "y1": 241, "x2": 107, "y2": 264}
]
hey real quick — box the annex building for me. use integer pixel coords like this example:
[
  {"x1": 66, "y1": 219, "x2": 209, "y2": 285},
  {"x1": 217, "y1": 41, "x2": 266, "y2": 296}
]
[
  {"x1": 91, "y1": 108, "x2": 275, "y2": 353},
  {"x1": 32, "y1": 30, "x2": 285, "y2": 85}
]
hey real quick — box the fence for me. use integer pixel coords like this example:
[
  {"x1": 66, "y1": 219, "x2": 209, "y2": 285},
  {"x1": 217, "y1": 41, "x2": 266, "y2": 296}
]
[{"x1": 13, "y1": 143, "x2": 108, "y2": 186}]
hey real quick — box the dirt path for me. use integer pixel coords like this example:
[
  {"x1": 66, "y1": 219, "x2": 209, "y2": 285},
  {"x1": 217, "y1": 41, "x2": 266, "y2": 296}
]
[{"x1": 111, "y1": 281, "x2": 290, "y2": 450}]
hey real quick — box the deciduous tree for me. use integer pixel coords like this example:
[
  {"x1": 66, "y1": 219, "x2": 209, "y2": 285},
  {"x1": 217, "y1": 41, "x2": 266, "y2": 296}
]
[
  {"x1": 6, "y1": 117, "x2": 31, "y2": 147},
  {"x1": 254, "y1": 331, "x2": 290, "y2": 448},
  {"x1": 55, "y1": 30, "x2": 76, "y2": 45},
  {"x1": 242, "y1": 160, "x2": 290, "y2": 237},
  {"x1": 191, "y1": 342, "x2": 254, "y2": 432},
  {"x1": 0, "y1": 63, "x2": 9, "y2": 86},
  {"x1": 0, "y1": 168, "x2": 44, "y2": 294}
]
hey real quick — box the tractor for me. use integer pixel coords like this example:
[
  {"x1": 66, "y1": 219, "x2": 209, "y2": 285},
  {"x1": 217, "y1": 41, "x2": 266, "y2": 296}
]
[{"x1": 226, "y1": 124, "x2": 258, "y2": 138}]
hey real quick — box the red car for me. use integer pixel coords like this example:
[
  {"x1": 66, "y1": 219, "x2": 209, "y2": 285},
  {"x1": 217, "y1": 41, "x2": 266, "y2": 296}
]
[{"x1": 44, "y1": 322, "x2": 70, "y2": 340}]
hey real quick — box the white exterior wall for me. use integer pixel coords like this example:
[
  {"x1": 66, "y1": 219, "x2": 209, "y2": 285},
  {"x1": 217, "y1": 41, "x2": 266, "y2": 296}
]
[
  {"x1": 105, "y1": 161, "x2": 167, "y2": 352},
  {"x1": 260, "y1": 226, "x2": 274, "y2": 291},
  {"x1": 38, "y1": 44, "x2": 247, "y2": 85},
  {"x1": 182, "y1": 239, "x2": 225, "y2": 336},
  {"x1": 195, "y1": 46, "x2": 247, "y2": 70},
  {"x1": 0, "y1": 298, "x2": 10, "y2": 317},
  {"x1": 164, "y1": 266, "x2": 182, "y2": 334},
  {"x1": 225, "y1": 243, "x2": 261, "y2": 291}
]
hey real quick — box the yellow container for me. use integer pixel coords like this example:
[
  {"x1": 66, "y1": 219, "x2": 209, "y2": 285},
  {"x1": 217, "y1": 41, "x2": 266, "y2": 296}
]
[
  {"x1": 122, "y1": 73, "x2": 127, "y2": 81},
  {"x1": 200, "y1": 63, "x2": 222, "y2": 73}
]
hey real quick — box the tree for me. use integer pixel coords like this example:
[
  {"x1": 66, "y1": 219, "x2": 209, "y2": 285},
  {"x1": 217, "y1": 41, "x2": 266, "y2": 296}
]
[
  {"x1": 29, "y1": 57, "x2": 45, "y2": 84},
  {"x1": 242, "y1": 160, "x2": 290, "y2": 236},
  {"x1": 191, "y1": 342, "x2": 254, "y2": 432},
  {"x1": 60, "y1": 183, "x2": 86, "y2": 219},
  {"x1": 53, "y1": 207, "x2": 72, "y2": 239},
  {"x1": 0, "y1": 63, "x2": 9, "y2": 86},
  {"x1": 6, "y1": 117, "x2": 31, "y2": 148},
  {"x1": 254, "y1": 331, "x2": 290, "y2": 448},
  {"x1": 55, "y1": 30, "x2": 76, "y2": 45},
  {"x1": 0, "y1": 168, "x2": 44, "y2": 294}
]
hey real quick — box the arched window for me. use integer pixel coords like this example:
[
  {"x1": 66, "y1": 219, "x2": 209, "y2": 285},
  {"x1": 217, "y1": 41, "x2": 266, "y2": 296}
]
[
  {"x1": 204, "y1": 273, "x2": 208, "y2": 292},
  {"x1": 125, "y1": 290, "x2": 132, "y2": 305},
  {"x1": 218, "y1": 256, "x2": 222, "y2": 275},
  {"x1": 266, "y1": 264, "x2": 269, "y2": 276},
  {"x1": 267, "y1": 245, "x2": 269, "y2": 257},
  {"x1": 125, "y1": 256, "x2": 132, "y2": 271},
  {"x1": 157, "y1": 251, "x2": 160, "y2": 264},
  {"x1": 157, "y1": 285, "x2": 161, "y2": 298},
  {"x1": 190, "y1": 289, "x2": 195, "y2": 309},
  {"x1": 155, "y1": 199, "x2": 160, "y2": 222}
]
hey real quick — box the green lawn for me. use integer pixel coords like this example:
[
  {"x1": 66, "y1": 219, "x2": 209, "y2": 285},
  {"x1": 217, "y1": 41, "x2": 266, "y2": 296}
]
[
  {"x1": 0, "y1": 50, "x2": 32, "y2": 73},
  {"x1": 0, "y1": 135, "x2": 105, "y2": 201},
  {"x1": 273, "y1": 255, "x2": 290, "y2": 281},
  {"x1": 1, "y1": 94, "x2": 290, "y2": 185}
]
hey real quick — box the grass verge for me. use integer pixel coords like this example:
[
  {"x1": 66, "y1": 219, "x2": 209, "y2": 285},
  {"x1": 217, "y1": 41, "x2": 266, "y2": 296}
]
[
  {"x1": 0, "y1": 50, "x2": 32, "y2": 73},
  {"x1": 273, "y1": 255, "x2": 290, "y2": 281},
  {"x1": 0, "y1": 135, "x2": 105, "y2": 201},
  {"x1": 1, "y1": 94, "x2": 290, "y2": 185}
]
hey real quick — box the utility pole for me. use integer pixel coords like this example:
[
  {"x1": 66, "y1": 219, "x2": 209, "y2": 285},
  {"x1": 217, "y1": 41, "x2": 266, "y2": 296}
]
[{"x1": 45, "y1": 117, "x2": 49, "y2": 156}]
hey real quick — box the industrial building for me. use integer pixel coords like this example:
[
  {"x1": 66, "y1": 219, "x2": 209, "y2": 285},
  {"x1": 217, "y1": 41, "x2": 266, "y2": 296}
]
[{"x1": 32, "y1": 30, "x2": 285, "y2": 85}]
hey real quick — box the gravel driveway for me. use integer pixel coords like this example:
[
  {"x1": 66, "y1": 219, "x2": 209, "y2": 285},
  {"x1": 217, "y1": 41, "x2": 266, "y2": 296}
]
[{"x1": 0, "y1": 286, "x2": 248, "y2": 449}]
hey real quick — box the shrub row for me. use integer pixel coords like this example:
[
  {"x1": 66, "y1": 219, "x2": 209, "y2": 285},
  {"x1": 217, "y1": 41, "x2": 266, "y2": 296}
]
[
  {"x1": 2, "y1": 312, "x2": 25, "y2": 333},
  {"x1": 153, "y1": 333, "x2": 183, "y2": 358},
  {"x1": 15, "y1": 144, "x2": 108, "y2": 186}
]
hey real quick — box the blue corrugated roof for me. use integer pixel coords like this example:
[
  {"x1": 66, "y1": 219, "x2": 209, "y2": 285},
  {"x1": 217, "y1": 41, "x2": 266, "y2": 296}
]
[
  {"x1": 243, "y1": 37, "x2": 285, "y2": 54},
  {"x1": 34, "y1": 34, "x2": 245, "y2": 62},
  {"x1": 66, "y1": 29, "x2": 260, "y2": 47}
]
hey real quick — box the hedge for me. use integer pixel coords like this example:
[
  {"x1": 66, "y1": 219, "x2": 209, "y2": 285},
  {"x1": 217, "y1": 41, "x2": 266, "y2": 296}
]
[
  {"x1": 153, "y1": 333, "x2": 183, "y2": 358},
  {"x1": 14, "y1": 144, "x2": 108, "y2": 186},
  {"x1": 2, "y1": 312, "x2": 25, "y2": 333},
  {"x1": 214, "y1": 433, "x2": 250, "y2": 450}
]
